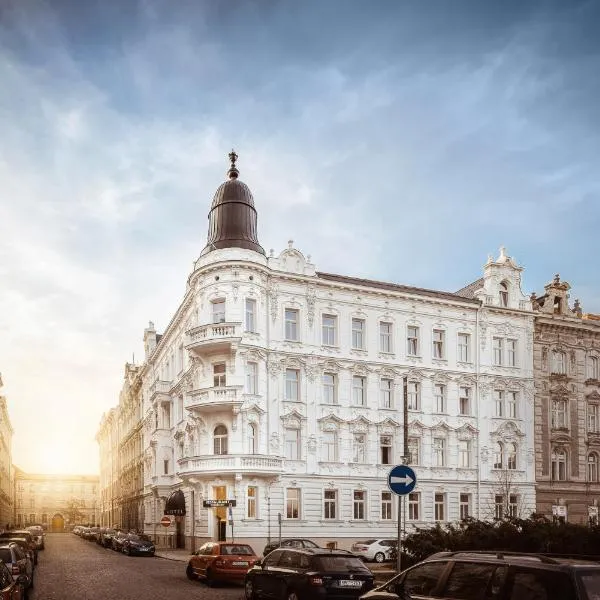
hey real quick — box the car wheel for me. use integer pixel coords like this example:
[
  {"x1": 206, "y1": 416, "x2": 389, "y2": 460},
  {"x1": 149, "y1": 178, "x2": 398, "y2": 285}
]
[
  {"x1": 245, "y1": 579, "x2": 257, "y2": 600},
  {"x1": 286, "y1": 590, "x2": 299, "y2": 600},
  {"x1": 186, "y1": 564, "x2": 197, "y2": 580},
  {"x1": 374, "y1": 552, "x2": 385, "y2": 563},
  {"x1": 123, "y1": 546, "x2": 129, "y2": 555}
]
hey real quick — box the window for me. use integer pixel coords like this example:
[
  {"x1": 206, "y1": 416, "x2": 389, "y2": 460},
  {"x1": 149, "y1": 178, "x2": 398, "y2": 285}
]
[
  {"x1": 285, "y1": 309, "x2": 299, "y2": 341},
  {"x1": 213, "y1": 363, "x2": 226, "y2": 387},
  {"x1": 408, "y1": 492, "x2": 420, "y2": 520},
  {"x1": 380, "y1": 435, "x2": 392, "y2": 465},
  {"x1": 499, "y1": 281, "x2": 509, "y2": 307},
  {"x1": 433, "y1": 438, "x2": 445, "y2": 467},
  {"x1": 381, "y1": 491, "x2": 393, "y2": 520},
  {"x1": 352, "y1": 318, "x2": 365, "y2": 350},
  {"x1": 286, "y1": 488, "x2": 300, "y2": 519},
  {"x1": 508, "y1": 494, "x2": 518, "y2": 518},
  {"x1": 323, "y1": 373, "x2": 337, "y2": 404},
  {"x1": 403, "y1": 562, "x2": 447, "y2": 597},
  {"x1": 589, "y1": 454, "x2": 599, "y2": 482},
  {"x1": 552, "y1": 399, "x2": 568, "y2": 429},
  {"x1": 352, "y1": 376, "x2": 366, "y2": 406},
  {"x1": 407, "y1": 326, "x2": 420, "y2": 356},
  {"x1": 380, "y1": 378, "x2": 393, "y2": 409},
  {"x1": 444, "y1": 563, "x2": 502, "y2": 599},
  {"x1": 322, "y1": 431, "x2": 338, "y2": 462},
  {"x1": 322, "y1": 314, "x2": 337, "y2": 346},
  {"x1": 493, "y1": 337, "x2": 504, "y2": 366},
  {"x1": 458, "y1": 440, "x2": 471, "y2": 468},
  {"x1": 213, "y1": 425, "x2": 228, "y2": 455},
  {"x1": 589, "y1": 404, "x2": 600, "y2": 433},
  {"x1": 245, "y1": 298, "x2": 256, "y2": 332},
  {"x1": 493, "y1": 442, "x2": 504, "y2": 469},
  {"x1": 285, "y1": 369, "x2": 299, "y2": 401},
  {"x1": 507, "y1": 391, "x2": 517, "y2": 419},
  {"x1": 588, "y1": 356, "x2": 600, "y2": 381},
  {"x1": 353, "y1": 490, "x2": 366, "y2": 520},
  {"x1": 552, "y1": 350, "x2": 566, "y2": 374},
  {"x1": 212, "y1": 299, "x2": 226, "y2": 323},
  {"x1": 408, "y1": 437, "x2": 420, "y2": 465},
  {"x1": 459, "y1": 387, "x2": 471, "y2": 416},
  {"x1": 511, "y1": 567, "x2": 576, "y2": 599},
  {"x1": 494, "y1": 390, "x2": 504, "y2": 417},
  {"x1": 285, "y1": 428, "x2": 301, "y2": 460},
  {"x1": 245, "y1": 362, "x2": 258, "y2": 394},
  {"x1": 379, "y1": 322, "x2": 393, "y2": 353},
  {"x1": 407, "y1": 381, "x2": 420, "y2": 410},
  {"x1": 324, "y1": 490, "x2": 337, "y2": 520},
  {"x1": 432, "y1": 329, "x2": 445, "y2": 359},
  {"x1": 495, "y1": 495, "x2": 504, "y2": 519},
  {"x1": 459, "y1": 494, "x2": 470, "y2": 520},
  {"x1": 506, "y1": 341, "x2": 517, "y2": 369},
  {"x1": 248, "y1": 423, "x2": 257, "y2": 454},
  {"x1": 247, "y1": 486, "x2": 257, "y2": 518},
  {"x1": 353, "y1": 433, "x2": 366, "y2": 463},
  {"x1": 507, "y1": 442, "x2": 517, "y2": 470},
  {"x1": 434, "y1": 384, "x2": 446, "y2": 413},
  {"x1": 434, "y1": 493, "x2": 445, "y2": 521},
  {"x1": 551, "y1": 447, "x2": 567, "y2": 481},
  {"x1": 458, "y1": 333, "x2": 470, "y2": 362}
]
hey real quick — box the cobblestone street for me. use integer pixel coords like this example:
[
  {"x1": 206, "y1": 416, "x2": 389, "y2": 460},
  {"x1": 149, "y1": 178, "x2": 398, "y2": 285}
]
[{"x1": 30, "y1": 534, "x2": 245, "y2": 600}]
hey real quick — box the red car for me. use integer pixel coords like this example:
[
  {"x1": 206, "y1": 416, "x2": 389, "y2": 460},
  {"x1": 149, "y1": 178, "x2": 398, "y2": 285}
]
[
  {"x1": 0, "y1": 560, "x2": 28, "y2": 599},
  {"x1": 186, "y1": 542, "x2": 258, "y2": 586}
]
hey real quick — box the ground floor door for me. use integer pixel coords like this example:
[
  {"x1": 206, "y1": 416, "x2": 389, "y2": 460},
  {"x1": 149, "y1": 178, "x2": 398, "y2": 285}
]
[{"x1": 51, "y1": 514, "x2": 65, "y2": 532}]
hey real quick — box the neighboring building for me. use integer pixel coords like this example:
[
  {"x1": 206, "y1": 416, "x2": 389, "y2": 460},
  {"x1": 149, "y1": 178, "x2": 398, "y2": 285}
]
[
  {"x1": 532, "y1": 275, "x2": 600, "y2": 523},
  {"x1": 13, "y1": 469, "x2": 99, "y2": 530},
  {"x1": 96, "y1": 408, "x2": 118, "y2": 527},
  {"x1": 123, "y1": 152, "x2": 536, "y2": 550},
  {"x1": 0, "y1": 374, "x2": 15, "y2": 527}
]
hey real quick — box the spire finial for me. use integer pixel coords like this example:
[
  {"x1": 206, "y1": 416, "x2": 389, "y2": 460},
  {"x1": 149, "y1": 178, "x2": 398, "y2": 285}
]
[
  {"x1": 228, "y1": 149, "x2": 239, "y2": 179},
  {"x1": 554, "y1": 273, "x2": 561, "y2": 285}
]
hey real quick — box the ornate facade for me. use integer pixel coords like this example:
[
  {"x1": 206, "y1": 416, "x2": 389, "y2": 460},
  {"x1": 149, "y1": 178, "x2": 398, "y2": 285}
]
[
  {"x1": 532, "y1": 275, "x2": 600, "y2": 523},
  {"x1": 0, "y1": 374, "x2": 14, "y2": 527}
]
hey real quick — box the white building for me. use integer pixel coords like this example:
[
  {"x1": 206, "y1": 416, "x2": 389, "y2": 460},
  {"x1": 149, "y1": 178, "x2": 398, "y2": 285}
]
[{"x1": 138, "y1": 152, "x2": 536, "y2": 550}]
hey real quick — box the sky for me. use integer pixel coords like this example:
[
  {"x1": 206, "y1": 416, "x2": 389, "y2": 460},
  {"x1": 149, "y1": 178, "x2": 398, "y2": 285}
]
[{"x1": 0, "y1": 0, "x2": 599, "y2": 475}]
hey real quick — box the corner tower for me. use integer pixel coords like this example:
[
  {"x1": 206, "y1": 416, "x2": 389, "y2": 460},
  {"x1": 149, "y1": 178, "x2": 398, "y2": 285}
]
[{"x1": 200, "y1": 151, "x2": 265, "y2": 257}]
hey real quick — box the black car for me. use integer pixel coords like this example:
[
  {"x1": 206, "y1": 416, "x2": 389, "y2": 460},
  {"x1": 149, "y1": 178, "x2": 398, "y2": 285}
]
[
  {"x1": 360, "y1": 550, "x2": 600, "y2": 600},
  {"x1": 0, "y1": 532, "x2": 37, "y2": 566},
  {"x1": 111, "y1": 532, "x2": 129, "y2": 552},
  {"x1": 263, "y1": 538, "x2": 320, "y2": 557},
  {"x1": 121, "y1": 534, "x2": 155, "y2": 557},
  {"x1": 99, "y1": 528, "x2": 118, "y2": 548},
  {"x1": 245, "y1": 547, "x2": 374, "y2": 600}
]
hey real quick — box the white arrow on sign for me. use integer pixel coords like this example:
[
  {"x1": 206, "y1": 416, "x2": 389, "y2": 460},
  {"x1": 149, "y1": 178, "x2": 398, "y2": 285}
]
[{"x1": 390, "y1": 474, "x2": 414, "y2": 486}]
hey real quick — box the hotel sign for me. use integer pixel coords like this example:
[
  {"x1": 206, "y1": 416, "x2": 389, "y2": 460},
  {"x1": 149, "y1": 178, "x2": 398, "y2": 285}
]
[{"x1": 202, "y1": 499, "x2": 236, "y2": 508}]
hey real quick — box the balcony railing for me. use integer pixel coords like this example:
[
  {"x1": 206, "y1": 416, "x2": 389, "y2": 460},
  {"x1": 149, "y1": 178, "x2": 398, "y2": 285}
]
[
  {"x1": 149, "y1": 380, "x2": 171, "y2": 402},
  {"x1": 184, "y1": 386, "x2": 243, "y2": 413},
  {"x1": 178, "y1": 454, "x2": 284, "y2": 477},
  {"x1": 185, "y1": 322, "x2": 242, "y2": 353}
]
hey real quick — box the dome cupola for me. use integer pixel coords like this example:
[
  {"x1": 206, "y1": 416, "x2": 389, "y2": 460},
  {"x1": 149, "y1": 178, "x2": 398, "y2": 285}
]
[{"x1": 200, "y1": 151, "x2": 265, "y2": 256}]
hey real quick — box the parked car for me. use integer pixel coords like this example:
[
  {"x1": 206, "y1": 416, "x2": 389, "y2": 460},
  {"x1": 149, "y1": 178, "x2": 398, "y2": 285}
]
[
  {"x1": 26, "y1": 526, "x2": 44, "y2": 551},
  {"x1": 351, "y1": 540, "x2": 397, "y2": 563},
  {"x1": 245, "y1": 547, "x2": 374, "y2": 600},
  {"x1": 111, "y1": 532, "x2": 129, "y2": 552},
  {"x1": 0, "y1": 543, "x2": 34, "y2": 590},
  {"x1": 121, "y1": 534, "x2": 155, "y2": 557},
  {"x1": 99, "y1": 528, "x2": 118, "y2": 548},
  {"x1": 0, "y1": 532, "x2": 37, "y2": 565},
  {"x1": 359, "y1": 550, "x2": 600, "y2": 600},
  {"x1": 86, "y1": 527, "x2": 101, "y2": 542},
  {"x1": 263, "y1": 538, "x2": 320, "y2": 557},
  {"x1": 187, "y1": 542, "x2": 259, "y2": 586},
  {"x1": 0, "y1": 539, "x2": 35, "y2": 570},
  {"x1": 0, "y1": 561, "x2": 28, "y2": 600}
]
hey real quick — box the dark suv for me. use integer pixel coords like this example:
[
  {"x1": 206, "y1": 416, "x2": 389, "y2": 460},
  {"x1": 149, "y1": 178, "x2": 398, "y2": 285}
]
[
  {"x1": 360, "y1": 550, "x2": 600, "y2": 600},
  {"x1": 245, "y1": 547, "x2": 374, "y2": 600},
  {"x1": 263, "y1": 538, "x2": 320, "y2": 557}
]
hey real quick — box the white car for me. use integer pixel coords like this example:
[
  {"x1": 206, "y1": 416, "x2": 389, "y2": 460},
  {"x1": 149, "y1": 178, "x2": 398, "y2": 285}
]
[{"x1": 351, "y1": 538, "x2": 397, "y2": 563}]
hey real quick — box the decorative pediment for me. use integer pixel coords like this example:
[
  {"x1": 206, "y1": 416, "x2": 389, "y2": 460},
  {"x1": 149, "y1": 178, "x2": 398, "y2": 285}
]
[
  {"x1": 431, "y1": 421, "x2": 451, "y2": 436},
  {"x1": 377, "y1": 417, "x2": 400, "y2": 429},
  {"x1": 457, "y1": 375, "x2": 477, "y2": 388},
  {"x1": 492, "y1": 420, "x2": 525, "y2": 441},
  {"x1": 456, "y1": 424, "x2": 479, "y2": 441},
  {"x1": 406, "y1": 368, "x2": 427, "y2": 381},
  {"x1": 587, "y1": 391, "x2": 600, "y2": 402},
  {"x1": 349, "y1": 415, "x2": 372, "y2": 432},
  {"x1": 322, "y1": 360, "x2": 344, "y2": 373},
  {"x1": 281, "y1": 409, "x2": 306, "y2": 428},
  {"x1": 408, "y1": 420, "x2": 425, "y2": 437},
  {"x1": 550, "y1": 384, "x2": 570, "y2": 398},
  {"x1": 378, "y1": 367, "x2": 398, "y2": 379},
  {"x1": 352, "y1": 363, "x2": 370, "y2": 376},
  {"x1": 241, "y1": 402, "x2": 266, "y2": 416},
  {"x1": 432, "y1": 371, "x2": 452, "y2": 383},
  {"x1": 241, "y1": 348, "x2": 267, "y2": 362},
  {"x1": 285, "y1": 357, "x2": 305, "y2": 370},
  {"x1": 317, "y1": 413, "x2": 345, "y2": 424}
]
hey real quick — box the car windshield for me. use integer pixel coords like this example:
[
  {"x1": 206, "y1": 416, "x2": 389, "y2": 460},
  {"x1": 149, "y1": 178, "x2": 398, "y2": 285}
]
[
  {"x1": 221, "y1": 545, "x2": 254, "y2": 556},
  {"x1": 315, "y1": 556, "x2": 370, "y2": 572},
  {"x1": 0, "y1": 549, "x2": 12, "y2": 563},
  {"x1": 578, "y1": 572, "x2": 600, "y2": 597},
  {"x1": 362, "y1": 540, "x2": 377, "y2": 545},
  {"x1": 304, "y1": 540, "x2": 319, "y2": 548}
]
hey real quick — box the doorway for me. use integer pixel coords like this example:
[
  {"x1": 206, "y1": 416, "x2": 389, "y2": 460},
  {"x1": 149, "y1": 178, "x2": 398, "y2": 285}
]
[
  {"x1": 217, "y1": 518, "x2": 226, "y2": 542},
  {"x1": 51, "y1": 514, "x2": 65, "y2": 532},
  {"x1": 175, "y1": 518, "x2": 185, "y2": 549}
]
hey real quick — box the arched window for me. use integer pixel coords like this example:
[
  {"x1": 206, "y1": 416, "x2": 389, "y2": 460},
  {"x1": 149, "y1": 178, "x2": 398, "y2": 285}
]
[
  {"x1": 507, "y1": 443, "x2": 517, "y2": 470},
  {"x1": 248, "y1": 423, "x2": 257, "y2": 454},
  {"x1": 213, "y1": 425, "x2": 228, "y2": 455},
  {"x1": 552, "y1": 351, "x2": 566, "y2": 375},
  {"x1": 589, "y1": 453, "x2": 599, "y2": 483},
  {"x1": 493, "y1": 442, "x2": 504, "y2": 469},
  {"x1": 499, "y1": 282, "x2": 509, "y2": 307},
  {"x1": 588, "y1": 356, "x2": 600, "y2": 381},
  {"x1": 551, "y1": 447, "x2": 567, "y2": 481}
]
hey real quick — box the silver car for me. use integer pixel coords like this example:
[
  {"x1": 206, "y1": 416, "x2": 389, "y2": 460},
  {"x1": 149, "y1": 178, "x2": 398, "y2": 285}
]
[
  {"x1": 351, "y1": 539, "x2": 397, "y2": 563},
  {"x1": 26, "y1": 526, "x2": 44, "y2": 551},
  {"x1": 0, "y1": 542, "x2": 34, "y2": 590}
]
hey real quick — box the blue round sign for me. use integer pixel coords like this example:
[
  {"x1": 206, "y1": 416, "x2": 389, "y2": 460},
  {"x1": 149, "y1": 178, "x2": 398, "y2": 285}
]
[{"x1": 387, "y1": 465, "x2": 417, "y2": 496}]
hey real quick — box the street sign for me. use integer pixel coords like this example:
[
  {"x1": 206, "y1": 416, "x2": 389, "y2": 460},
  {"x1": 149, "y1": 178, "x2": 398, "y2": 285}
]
[
  {"x1": 202, "y1": 499, "x2": 237, "y2": 508},
  {"x1": 387, "y1": 464, "x2": 417, "y2": 496},
  {"x1": 160, "y1": 515, "x2": 172, "y2": 527}
]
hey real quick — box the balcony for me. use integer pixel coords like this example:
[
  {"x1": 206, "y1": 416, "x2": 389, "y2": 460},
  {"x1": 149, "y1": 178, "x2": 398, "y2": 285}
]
[
  {"x1": 149, "y1": 380, "x2": 171, "y2": 403},
  {"x1": 185, "y1": 322, "x2": 242, "y2": 354},
  {"x1": 178, "y1": 454, "x2": 284, "y2": 477},
  {"x1": 184, "y1": 386, "x2": 243, "y2": 413}
]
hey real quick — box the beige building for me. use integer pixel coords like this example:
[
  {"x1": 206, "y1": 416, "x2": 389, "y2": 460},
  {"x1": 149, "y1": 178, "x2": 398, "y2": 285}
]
[
  {"x1": 13, "y1": 470, "x2": 99, "y2": 531},
  {"x1": 0, "y1": 373, "x2": 15, "y2": 527},
  {"x1": 533, "y1": 275, "x2": 600, "y2": 523}
]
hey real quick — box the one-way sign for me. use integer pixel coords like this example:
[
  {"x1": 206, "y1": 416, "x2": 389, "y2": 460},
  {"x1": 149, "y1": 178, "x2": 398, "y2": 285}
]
[{"x1": 387, "y1": 464, "x2": 417, "y2": 496}]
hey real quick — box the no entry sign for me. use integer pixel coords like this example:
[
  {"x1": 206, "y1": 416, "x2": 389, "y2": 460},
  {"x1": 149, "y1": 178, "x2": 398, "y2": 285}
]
[{"x1": 160, "y1": 515, "x2": 172, "y2": 527}]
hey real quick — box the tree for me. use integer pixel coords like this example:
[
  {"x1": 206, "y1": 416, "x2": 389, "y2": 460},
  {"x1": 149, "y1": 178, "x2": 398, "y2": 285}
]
[
  {"x1": 64, "y1": 499, "x2": 86, "y2": 525},
  {"x1": 485, "y1": 468, "x2": 530, "y2": 521}
]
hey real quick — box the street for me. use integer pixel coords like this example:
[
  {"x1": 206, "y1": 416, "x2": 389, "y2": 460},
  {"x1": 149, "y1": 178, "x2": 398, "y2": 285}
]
[{"x1": 29, "y1": 534, "x2": 244, "y2": 600}]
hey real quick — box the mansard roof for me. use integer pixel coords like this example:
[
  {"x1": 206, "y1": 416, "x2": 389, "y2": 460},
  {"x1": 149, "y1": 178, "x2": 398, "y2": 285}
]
[{"x1": 455, "y1": 277, "x2": 484, "y2": 299}]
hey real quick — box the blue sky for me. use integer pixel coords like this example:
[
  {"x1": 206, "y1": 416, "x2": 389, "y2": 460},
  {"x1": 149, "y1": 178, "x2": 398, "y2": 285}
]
[{"x1": 0, "y1": 0, "x2": 598, "y2": 474}]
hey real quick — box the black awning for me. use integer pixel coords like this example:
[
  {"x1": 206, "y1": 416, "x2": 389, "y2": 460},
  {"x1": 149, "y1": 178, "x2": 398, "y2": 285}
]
[{"x1": 164, "y1": 489, "x2": 186, "y2": 516}]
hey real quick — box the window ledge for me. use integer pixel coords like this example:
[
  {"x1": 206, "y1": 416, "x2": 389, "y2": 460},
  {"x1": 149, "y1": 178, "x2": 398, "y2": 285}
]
[
  {"x1": 319, "y1": 520, "x2": 345, "y2": 524},
  {"x1": 351, "y1": 348, "x2": 368, "y2": 353},
  {"x1": 406, "y1": 355, "x2": 422, "y2": 359},
  {"x1": 457, "y1": 361, "x2": 474, "y2": 366},
  {"x1": 378, "y1": 352, "x2": 396, "y2": 358},
  {"x1": 241, "y1": 519, "x2": 265, "y2": 523}
]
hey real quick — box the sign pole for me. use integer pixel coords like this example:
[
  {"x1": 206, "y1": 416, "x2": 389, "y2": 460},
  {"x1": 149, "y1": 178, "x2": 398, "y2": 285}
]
[{"x1": 397, "y1": 495, "x2": 402, "y2": 573}]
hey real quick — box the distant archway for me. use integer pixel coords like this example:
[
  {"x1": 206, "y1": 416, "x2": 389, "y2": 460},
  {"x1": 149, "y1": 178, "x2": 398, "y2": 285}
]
[{"x1": 51, "y1": 513, "x2": 65, "y2": 532}]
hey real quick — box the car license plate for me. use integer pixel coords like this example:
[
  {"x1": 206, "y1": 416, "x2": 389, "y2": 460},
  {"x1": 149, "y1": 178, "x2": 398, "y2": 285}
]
[
  {"x1": 339, "y1": 580, "x2": 362, "y2": 587},
  {"x1": 232, "y1": 561, "x2": 248, "y2": 566}
]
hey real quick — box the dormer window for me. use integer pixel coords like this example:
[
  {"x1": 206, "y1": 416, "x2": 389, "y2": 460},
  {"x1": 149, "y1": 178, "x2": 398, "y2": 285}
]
[
  {"x1": 499, "y1": 282, "x2": 509, "y2": 307},
  {"x1": 553, "y1": 296, "x2": 562, "y2": 314}
]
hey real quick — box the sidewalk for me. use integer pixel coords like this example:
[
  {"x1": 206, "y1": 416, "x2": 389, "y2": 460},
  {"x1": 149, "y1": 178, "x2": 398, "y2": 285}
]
[{"x1": 154, "y1": 548, "x2": 192, "y2": 562}]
